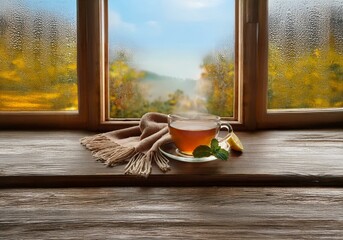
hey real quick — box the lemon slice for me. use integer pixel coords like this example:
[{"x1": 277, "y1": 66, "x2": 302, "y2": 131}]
[{"x1": 227, "y1": 132, "x2": 244, "y2": 152}]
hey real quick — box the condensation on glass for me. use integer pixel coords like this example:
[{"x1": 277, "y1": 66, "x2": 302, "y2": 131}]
[
  {"x1": 108, "y1": 0, "x2": 235, "y2": 118},
  {"x1": 0, "y1": 0, "x2": 77, "y2": 111},
  {"x1": 268, "y1": 0, "x2": 343, "y2": 109}
]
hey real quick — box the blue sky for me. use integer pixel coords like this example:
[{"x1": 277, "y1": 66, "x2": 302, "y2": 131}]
[
  {"x1": 108, "y1": 0, "x2": 235, "y2": 79},
  {"x1": 0, "y1": 0, "x2": 76, "y2": 21},
  {"x1": 0, "y1": 0, "x2": 234, "y2": 80}
]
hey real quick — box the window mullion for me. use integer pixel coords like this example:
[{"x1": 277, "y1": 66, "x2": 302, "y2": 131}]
[
  {"x1": 83, "y1": 0, "x2": 103, "y2": 131},
  {"x1": 240, "y1": 0, "x2": 260, "y2": 130}
]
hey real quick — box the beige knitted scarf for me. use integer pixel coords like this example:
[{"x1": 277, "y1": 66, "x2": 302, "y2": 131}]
[{"x1": 80, "y1": 112, "x2": 172, "y2": 177}]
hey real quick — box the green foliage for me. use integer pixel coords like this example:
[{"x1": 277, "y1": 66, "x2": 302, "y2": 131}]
[
  {"x1": 109, "y1": 41, "x2": 342, "y2": 118},
  {"x1": 109, "y1": 48, "x2": 236, "y2": 118},
  {"x1": 268, "y1": 44, "x2": 343, "y2": 109},
  {"x1": 1, "y1": 5, "x2": 341, "y2": 115},
  {"x1": 108, "y1": 52, "x2": 187, "y2": 118},
  {"x1": 0, "y1": 8, "x2": 78, "y2": 111},
  {"x1": 200, "y1": 52, "x2": 235, "y2": 117},
  {"x1": 108, "y1": 51, "x2": 146, "y2": 118}
]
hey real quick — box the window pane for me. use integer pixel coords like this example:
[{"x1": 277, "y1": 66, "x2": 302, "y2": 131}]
[
  {"x1": 0, "y1": 0, "x2": 77, "y2": 111},
  {"x1": 268, "y1": 0, "x2": 343, "y2": 109},
  {"x1": 108, "y1": 0, "x2": 235, "y2": 118}
]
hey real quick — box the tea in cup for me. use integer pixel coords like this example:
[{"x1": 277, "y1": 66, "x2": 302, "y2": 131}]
[{"x1": 168, "y1": 113, "x2": 233, "y2": 156}]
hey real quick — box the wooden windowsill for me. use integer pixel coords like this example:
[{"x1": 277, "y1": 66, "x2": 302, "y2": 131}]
[
  {"x1": 1, "y1": 129, "x2": 343, "y2": 238},
  {"x1": 0, "y1": 129, "x2": 342, "y2": 188}
]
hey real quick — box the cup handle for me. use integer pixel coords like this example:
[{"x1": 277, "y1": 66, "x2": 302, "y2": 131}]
[{"x1": 217, "y1": 121, "x2": 233, "y2": 142}]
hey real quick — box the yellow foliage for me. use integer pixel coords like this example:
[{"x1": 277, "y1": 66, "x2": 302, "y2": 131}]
[
  {"x1": 67, "y1": 63, "x2": 77, "y2": 70},
  {"x1": 0, "y1": 71, "x2": 21, "y2": 82},
  {"x1": 314, "y1": 49, "x2": 320, "y2": 58},
  {"x1": 200, "y1": 53, "x2": 235, "y2": 117},
  {"x1": 0, "y1": 9, "x2": 78, "y2": 111},
  {"x1": 12, "y1": 57, "x2": 25, "y2": 69},
  {"x1": 0, "y1": 91, "x2": 59, "y2": 111},
  {"x1": 268, "y1": 43, "x2": 343, "y2": 109}
]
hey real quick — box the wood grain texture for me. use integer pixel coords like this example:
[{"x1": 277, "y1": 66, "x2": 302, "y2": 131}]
[
  {"x1": 1, "y1": 187, "x2": 342, "y2": 239},
  {"x1": 0, "y1": 130, "x2": 342, "y2": 187}
]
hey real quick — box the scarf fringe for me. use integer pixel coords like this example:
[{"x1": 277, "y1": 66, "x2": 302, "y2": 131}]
[
  {"x1": 148, "y1": 151, "x2": 170, "y2": 172},
  {"x1": 125, "y1": 152, "x2": 151, "y2": 177},
  {"x1": 81, "y1": 134, "x2": 171, "y2": 177},
  {"x1": 80, "y1": 134, "x2": 136, "y2": 166}
]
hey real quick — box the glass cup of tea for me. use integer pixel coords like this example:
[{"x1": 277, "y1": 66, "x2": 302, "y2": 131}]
[{"x1": 168, "y1": 113, "x2": 233, "y2": 156}]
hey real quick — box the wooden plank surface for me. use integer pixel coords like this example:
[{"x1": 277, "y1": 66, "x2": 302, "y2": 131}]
[
  {"x1": 1, "y1": 187, "x2": 342, "y2": 239},
  {"x1": 0, "y1": 130, "x2": 342, "y2": 187}
]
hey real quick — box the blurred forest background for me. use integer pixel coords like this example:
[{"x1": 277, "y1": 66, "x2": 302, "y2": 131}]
[
  {"x1": 0, "y1": 3, "x2": 77, "y2": 111},
  {"x1": 268, "y1": 0, "x2": 343, "y2": 109},
  {"x1": 0, "y1": 2, "x2": 342, "y2": 117}
]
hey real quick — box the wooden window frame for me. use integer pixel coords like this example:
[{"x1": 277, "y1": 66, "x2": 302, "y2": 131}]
[
  {"x1": 99, "y1": 0, "x2": 242, "y2": 131},
  {"x1": 1, "y1": 0, "x2": 342, "y2": 131},
  {"x1": 0, "y1": 0, "x2": 89, "y2": 129},
  {"x1": 256, "y1": 0, "x2": 343, "y2": 129},
  {"x1": 99, "y1": 0, "x2": 245, "y2": 132}
]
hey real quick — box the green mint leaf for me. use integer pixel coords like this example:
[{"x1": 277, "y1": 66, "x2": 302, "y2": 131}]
[
  {"x1": 211, "y1": 138, "x2": 220, "y2": 152},
  {"x1": 192, "y1": 145, "x2": 212, "y2": 158},
  {"x1": 193, "y1": 139, "x2": 229, "y2": 160},
  {"x1": 213, "y1": 149, "x2": 229, "y2": 161}
]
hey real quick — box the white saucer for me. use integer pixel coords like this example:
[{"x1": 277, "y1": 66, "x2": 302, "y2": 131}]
[{"x1": 159, "y1": 141, "x2": 230, "y2": 163}]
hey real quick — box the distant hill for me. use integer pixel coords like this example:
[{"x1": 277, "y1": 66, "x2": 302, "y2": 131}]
[{"x1": 139, "y1": 71, "x2": 197, "y2": 101}]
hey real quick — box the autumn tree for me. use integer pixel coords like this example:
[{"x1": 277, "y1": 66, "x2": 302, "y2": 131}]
[
  {"x1": 108, "y1": 50, "x2": 148, "y2": 118},
  {"x1": 108, "y1": 50, "x2": 189, "y2": 118},
  {"x1": 0, "y1": 5, "x2": 77, "y2": 111},
  {"x1": 199, "y1": 51, "x2": 235, "y2": 117},
  {"x1": 268, "y1": 44, "x2": 343, "y2": 109}
]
